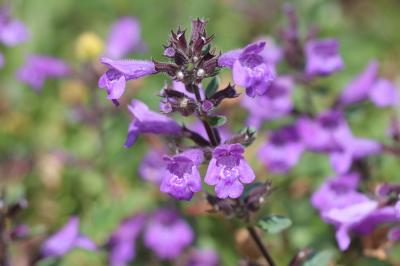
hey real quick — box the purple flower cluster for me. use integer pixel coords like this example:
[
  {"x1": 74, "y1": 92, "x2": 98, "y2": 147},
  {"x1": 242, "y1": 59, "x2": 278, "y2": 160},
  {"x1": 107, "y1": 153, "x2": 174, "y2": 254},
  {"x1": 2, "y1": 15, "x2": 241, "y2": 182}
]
[
  {"x1": 312, "y1": 175, "x2": 400, "y2": 250},
  {"x1": 298, "y1": 110, "x2": 381, "y2": 174},
  {"x1": 107, "y1": 209, "x2": 197, "y2": 265}
]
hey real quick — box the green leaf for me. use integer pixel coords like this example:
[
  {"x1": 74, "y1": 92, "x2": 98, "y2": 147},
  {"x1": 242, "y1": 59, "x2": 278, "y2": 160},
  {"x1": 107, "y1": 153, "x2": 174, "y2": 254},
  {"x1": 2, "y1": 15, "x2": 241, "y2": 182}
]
[
  {"x1": 207, "y1": 115, "x2": 226, "y2": 127},
  {"x1": 257, "y1": 215, "x2": 292, "y2": 234},
  {"x1": 242, "y1": 182, "x2": 264, "y2": 199},
  {"x1": 303, "y1": 250, "x2": 333, "y2": 266},
  {"x1": 205, "y1": 77, "x2": 220, "y2": 98}
]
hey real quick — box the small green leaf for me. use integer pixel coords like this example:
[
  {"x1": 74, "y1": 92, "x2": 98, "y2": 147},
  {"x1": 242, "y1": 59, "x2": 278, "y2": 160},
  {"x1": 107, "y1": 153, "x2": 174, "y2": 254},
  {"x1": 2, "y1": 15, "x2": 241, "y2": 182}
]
[
  {"x1": 207, "y1": 115, "x2": 226, "y2": 127},
  {"x1": 303, "y1": 250, "x2": 333, "y2": 266},
  {"x1": 242, "y1": 182, "x2": 264, "y2": 199},
  {"x1": 202, "y1": 44, "x2": 211, "y2": 55},
  {"x1": 257, "y1": 215, "x2": 292, "y2": 234},
  {"x1": 205, "y1": 77, "x2": 220, "y2": 98}
]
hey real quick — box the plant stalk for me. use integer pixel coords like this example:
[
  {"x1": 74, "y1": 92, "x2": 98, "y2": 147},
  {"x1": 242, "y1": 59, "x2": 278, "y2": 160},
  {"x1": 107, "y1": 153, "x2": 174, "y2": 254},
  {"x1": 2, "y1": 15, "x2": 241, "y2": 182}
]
[{"x1": 247, "y1": 226, "x2": 276, "y2": 266}]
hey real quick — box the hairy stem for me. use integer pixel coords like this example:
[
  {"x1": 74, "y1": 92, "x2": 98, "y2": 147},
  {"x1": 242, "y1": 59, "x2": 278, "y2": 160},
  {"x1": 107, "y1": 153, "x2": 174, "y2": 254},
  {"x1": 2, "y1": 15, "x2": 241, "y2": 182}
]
[{"x1": 247, "y1": 226, "x2": 276, "y2": 266}]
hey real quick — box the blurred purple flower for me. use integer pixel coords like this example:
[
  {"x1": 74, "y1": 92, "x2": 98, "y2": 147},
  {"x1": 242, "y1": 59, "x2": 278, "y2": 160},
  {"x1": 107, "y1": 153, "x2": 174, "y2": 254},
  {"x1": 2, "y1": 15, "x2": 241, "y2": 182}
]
[
  {"x1": 105, "y1": 17, "x2": 143, "y2": 59},
  {"x1": 205, "y1": 143, "x2": 255, "y2": 199},
  {"x1": 298, "y1": 110, "x2": 381, "y2": 174},
  {"x1": 0, "y1": 8, "x2": 29, "y2": 47},
  {"x1": 257, "y1": 37, "x2": 283, "y2": 66},
  {"x1": 241, "y1": 76, "x2": 294, "y2": 128},
  {"x1": 98, "y1": 57, "x2": 156, "y2": 104},
  {"x1": 368, "y1": 79, "x2": 398, "y2": 107},
  {"x1": 219, "y1": 41, "x2": 275, "y2": 97},
  {"x1": 323, "y1": 198, "x2": 379, "y2": 250},
  {"x1": 160, "y1": 149, "x2": 204, "y2": 200},
  {"x1": 312, "y1": 176, "x2": 400, "y2": 250},
  {"x1": 389, "y1": 227, "x2": 400, "y2": 241},
  {"x1": 339, "y1": 61, "x2": 398, "y2": 107},
  {"x1": 124, "y1": 99, "x2": 182, "y2": 148},
  {"x1": 41, "y1": 216, "x2": 96, "y2": 257},
  {"x1": 107, "y1": 213, "x2": 146, "y2": 266},
  {"x1": 298, "y1": 110, "x2": 352, "y2": 152},
  {"x1": 144, "y1": 209, "x2": 193, "y2": 259},
  {"x1": 17, "y1": 55, "x2": 70, "y2": 90},
  {"x1": 305, "y1": 39, "x2": 343, "y2": 76},
  {"x1": 185, "y1": 248, "x2": 219, "y2": 266},
  {"x1": 258, "y1": 124, "x2": 304, "y2": 173},
  {"x1": 139, "y1": 148, "x2": 166, "y2": 185},
  {"x1": 311, "y1": 173, "x2": 366, "y2": 213},
  {"x1": 326, "y1": 202, "x2": 400, "y2": 250}
]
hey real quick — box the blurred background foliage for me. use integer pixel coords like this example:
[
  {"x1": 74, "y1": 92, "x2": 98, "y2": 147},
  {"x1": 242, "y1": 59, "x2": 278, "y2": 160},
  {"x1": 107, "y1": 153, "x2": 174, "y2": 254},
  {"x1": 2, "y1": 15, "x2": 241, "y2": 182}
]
[{"x1": 1, "y1": 0, "x2": 400, "y2": 265}]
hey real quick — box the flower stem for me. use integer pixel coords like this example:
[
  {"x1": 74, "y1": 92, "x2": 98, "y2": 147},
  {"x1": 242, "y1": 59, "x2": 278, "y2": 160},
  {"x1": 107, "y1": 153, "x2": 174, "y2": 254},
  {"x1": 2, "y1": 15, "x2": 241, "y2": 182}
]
[
  {"x1": 0, "y1": 191, "x2": 10, "y2": 266},
  {"x1": 247, "y1": 226, "x2": 276, "y2": 266},
  {"x1": 189, "y1": 83, "x2": 219, "y2": 146}
]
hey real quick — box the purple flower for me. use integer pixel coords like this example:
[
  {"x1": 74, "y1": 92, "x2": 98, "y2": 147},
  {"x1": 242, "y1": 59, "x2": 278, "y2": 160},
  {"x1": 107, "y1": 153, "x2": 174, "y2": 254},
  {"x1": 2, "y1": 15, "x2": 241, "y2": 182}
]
[
  {"x1": 258, "y1": 124, "x2": 304, "y2": 173},
  {"x1": 219, "y1": 41, "x2": 275, "y2": 97},
  {"x1": 339, "y1": 61, "x2": 378, "y2": 105},
  {"x1": 160, "y1": 149, "x2": 204, "y2": 200},
  {"x1": 185, "y1": 248, "x2": 219, "y2": 266},
  {"x1": 312, "y1": 176, "x2": 400, "y2": 250},
  {"x1": 17, "y1": 55, "x2": 70, "y2": 90},
  {"x1": 368, "y1": 78, "x2": 398, "y2": 107},
  {"x1": 139, "y1": 148, "x2": 166, "y2": 185},
  {"x1": 0, "y1": 9, "x2": 29, "y2": 47},
  {"x1": 311, "y1": 173, "x2": 367, "y2": 213},
  {"x1": 105, "y1": 17, "x2": 143, "y2": 59},
  {"x1": 144, "y1": 209, "x2": 193, "y2": 259},
  {"x1": 323, "y1": 198, "x2": 379, "y2": 250},
  {"x1": 257, "y1": 37, "x2": 283, "y2": 66},
  {"x1": 305, "y1": 39, "x2": 343, "y2": 76},
  {"x1": 298, "y1": 110, "x2": 352, "y2": 152},
  {"x1": 205, "y1": 143, "x2": 255, "y2": 199},
  {"x1": 124, "y1": 99, "x2": 182, "y2": 148},
  {"x1": 326, "y1": 202, "x2": 400, "y2": 250},
  {"x1": 241, "y1": 76, "x2": 294, "y2": 128},
  {"x1": 298, "y1": 110, "x2": 381, "y2": 174},
  {"x1": 339, "y1": 61, "x2": 398, "y2": 107},
  {"x1": 107, "y1": 214, "x2": 146, "y2": 266},
  {"x1": 41, "y1": 216, "x2": 96, "y2": 257},
  {"x1": 98, "y1": 57, "x2": 157, "y2": 104}
]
